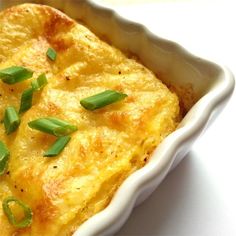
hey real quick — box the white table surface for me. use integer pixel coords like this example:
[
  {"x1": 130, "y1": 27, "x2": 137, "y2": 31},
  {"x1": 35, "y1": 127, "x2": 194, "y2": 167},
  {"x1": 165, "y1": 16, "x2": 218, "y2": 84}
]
[{"x1": 94, "y1": 1, "x2": 236, "y2": 235}]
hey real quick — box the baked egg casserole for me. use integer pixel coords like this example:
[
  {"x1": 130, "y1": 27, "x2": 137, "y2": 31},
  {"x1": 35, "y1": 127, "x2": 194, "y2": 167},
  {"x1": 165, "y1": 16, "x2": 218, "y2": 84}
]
[{"x1": 0, "y1": 4, "x2": 181, "y2": 235}]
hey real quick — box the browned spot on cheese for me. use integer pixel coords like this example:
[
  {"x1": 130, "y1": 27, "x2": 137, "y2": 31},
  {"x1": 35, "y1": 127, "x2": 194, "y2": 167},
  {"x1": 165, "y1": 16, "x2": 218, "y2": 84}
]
[
  {"x1": 35, "y1": 196, "x2": 57, "y2": 224},
  {"x1": 93, "y1": 135, "x2": 104, "y2": 153},
  {"x1": 107, "y1": 111, "x2": 126, "y2": 127},
  {"x1": 45, "y1": 102, "x2": 61, "y2": 115},
  {"x1": 38, "y1": 133, "x2": 56, "y2": 146},
  {"x1": 126, "y1": 96, "x2": 135, "y2": 103},
  {"x1": 42, "y1": 6, "x2": 75, "y2": 51},
  {"x1": 80, "y1": 143, "x2": 87, "y2": 155}
]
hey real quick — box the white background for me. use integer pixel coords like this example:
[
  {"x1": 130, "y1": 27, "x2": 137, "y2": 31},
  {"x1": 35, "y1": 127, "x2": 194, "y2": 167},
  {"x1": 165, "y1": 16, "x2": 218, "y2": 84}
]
[{"x1": 95, "y1": 1, "x2": 236, "y2": 235}]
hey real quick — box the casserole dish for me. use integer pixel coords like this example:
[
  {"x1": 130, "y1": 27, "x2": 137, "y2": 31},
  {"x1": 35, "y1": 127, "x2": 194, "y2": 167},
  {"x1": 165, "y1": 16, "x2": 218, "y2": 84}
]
[{"x1": 1, "y1": 0, "x2": 234, "y2": 235}]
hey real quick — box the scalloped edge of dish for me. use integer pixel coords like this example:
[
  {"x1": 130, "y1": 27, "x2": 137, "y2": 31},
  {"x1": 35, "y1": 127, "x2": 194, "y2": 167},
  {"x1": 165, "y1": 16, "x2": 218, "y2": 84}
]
[
  {"x1": 70, "y1": 1, "x2": 235, "y2": 235},
  {"x1": 0, "y1": 1, "x2": 235, "y2": 235}
]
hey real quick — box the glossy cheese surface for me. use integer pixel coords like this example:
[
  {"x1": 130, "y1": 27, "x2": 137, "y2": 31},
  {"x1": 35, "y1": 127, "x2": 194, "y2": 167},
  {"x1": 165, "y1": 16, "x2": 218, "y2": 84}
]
[{"x1": 0, "y1": 4, "x2": 180, "y2": 235}]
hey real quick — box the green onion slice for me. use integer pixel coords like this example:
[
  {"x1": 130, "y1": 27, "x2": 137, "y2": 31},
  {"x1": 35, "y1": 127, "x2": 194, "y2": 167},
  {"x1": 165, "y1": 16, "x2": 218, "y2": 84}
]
[
  {"x1": 0, "y1": 141, "x2": 10, "y2": 176},
  {"x1": 19, "y1": 88, "x2": 34, "y2": 114},
  {"x1": 0, "y1": 66, "x2": 33, "y2": 84},
  {"x1": 2, "y1": 196, "x2": 33, "y2": 228},
  {"x1": 46, "y1": 47, "x2": 57, "y2": 61},
  {"x1": 4, "y1": 107, "x2": 20, "y2": 135},
  {"x1": 31, "y1": 73, "x2": 48, "y2": 91},
  {"x1": 28, "y1": 117, "x2": 77, "y2": 137},
  {"x1": 19, "y1": 74, "x2": 48, "y2": 114},
  {"x1": 80, "y1": 90, "x2": 128, "y2": 110},
  {"x1": 44, "y1": 135, "x2": 71, "y2": 157}
]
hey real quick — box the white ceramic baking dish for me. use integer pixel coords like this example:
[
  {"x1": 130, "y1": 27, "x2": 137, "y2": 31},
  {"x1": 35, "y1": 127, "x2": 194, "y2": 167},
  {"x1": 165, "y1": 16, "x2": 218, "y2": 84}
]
[{"x1": 1, "y1": 0, "x2": 235, "y2": 235}]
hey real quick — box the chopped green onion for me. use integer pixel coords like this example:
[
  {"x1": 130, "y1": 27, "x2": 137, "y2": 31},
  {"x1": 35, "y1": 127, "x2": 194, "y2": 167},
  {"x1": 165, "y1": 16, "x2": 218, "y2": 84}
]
[
  {"x1": 31, "y1": 73, "x2": 48, "y2": 91},
  {"x1": 19, "y1": 88, "x2": 34, "y2": 114},
  {"x1": 0, "y1": 141, "x2": 10, "y2": 176},
  {"x1": 0, "y1": 66, "x2": 33, "y2": 84},
  {"x1": 46, "y1": 47, "x2": 57, "y2": 61},
  {"x1": 28, "y1": 117, "x2": 77, "y2": 137},
  {"x1": 44, "y1": 135, "x2": 71, "y2": 157},
  {"x1": 80, "y1": 90, "x2": 128, "y2": 110},
  {"x1": 4, "y1": 107, "x2": 20, "y2": 135},
  {"x1": 2, "y1": 196, "x2": 33, "y2": 228},
  {"x1": 19, "y1": 74, "x2": 48, "y2": 114},
  {"x1": 45, "y1": 117, "x2": 76, "y2": 128}
]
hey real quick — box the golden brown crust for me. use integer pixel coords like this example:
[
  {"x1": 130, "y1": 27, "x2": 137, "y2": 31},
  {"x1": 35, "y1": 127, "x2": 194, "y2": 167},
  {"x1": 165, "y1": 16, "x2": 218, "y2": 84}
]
[
  {"x1": 0, "y1": 4, "x2": 181, "y2": 236},
  {"x1": 41, "y1": 6, "x2": 76, "y2": 51}
]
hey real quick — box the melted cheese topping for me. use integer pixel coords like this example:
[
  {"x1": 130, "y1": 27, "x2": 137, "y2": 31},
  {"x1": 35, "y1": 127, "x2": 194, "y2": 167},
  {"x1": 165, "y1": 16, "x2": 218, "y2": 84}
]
[{"x1": 0, "y1": 4, "x2": 180, "y2": 235}]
